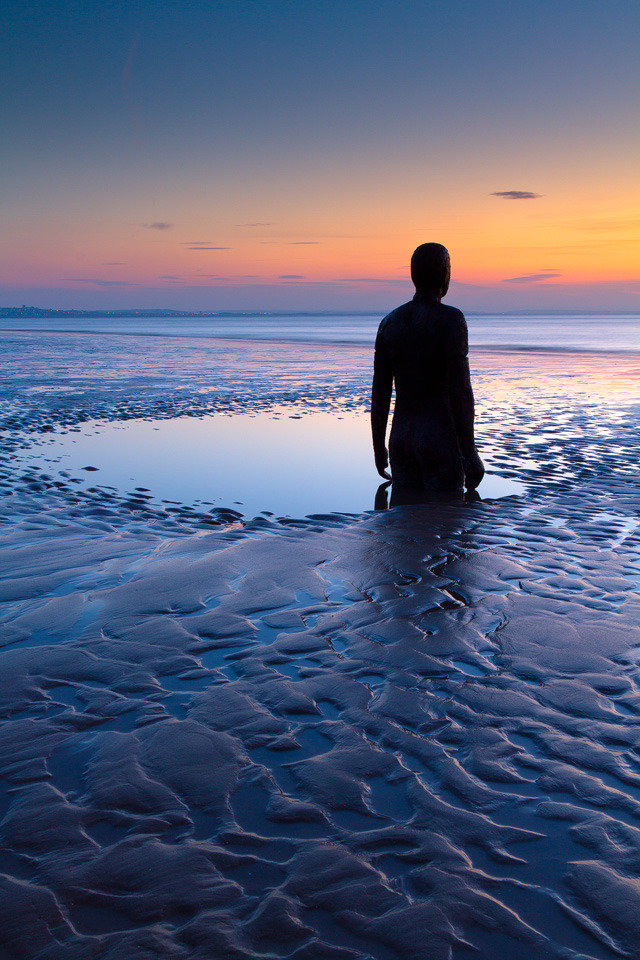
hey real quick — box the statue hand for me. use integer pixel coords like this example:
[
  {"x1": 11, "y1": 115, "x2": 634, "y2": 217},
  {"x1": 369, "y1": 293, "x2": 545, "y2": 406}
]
[
  {"x1": 463, "y1": 450, "x2": 484, "y2": 489},
  {"x1": 375, "y1": 447, "x2": 391, "y2": 480}
]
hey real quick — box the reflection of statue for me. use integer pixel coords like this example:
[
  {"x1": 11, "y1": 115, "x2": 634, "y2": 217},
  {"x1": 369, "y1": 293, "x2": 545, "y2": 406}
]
[
  {"x1": 371, "y1": 243, "x2": 484, "y2": 492},
  {"x1": 374, "y1": 479, "x2": 480, "y2": 511}
]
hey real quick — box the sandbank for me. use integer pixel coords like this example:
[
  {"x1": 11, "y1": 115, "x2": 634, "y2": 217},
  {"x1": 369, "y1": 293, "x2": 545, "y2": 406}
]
[{"x1": 0, "y1": 330, "x2": 638, "y2": 959}]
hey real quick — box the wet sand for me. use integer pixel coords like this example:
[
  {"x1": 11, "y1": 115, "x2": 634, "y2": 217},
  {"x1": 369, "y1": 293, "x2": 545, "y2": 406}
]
[{"x1": 0, "y1": 331, "x2": 639, "y2": 959}]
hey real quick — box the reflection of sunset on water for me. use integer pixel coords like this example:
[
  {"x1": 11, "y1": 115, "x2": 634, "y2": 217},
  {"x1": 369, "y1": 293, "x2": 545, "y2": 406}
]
[
  {"x1": 22, "y1": 405, "x2": 525, "y2": 517},
  {"x1": 7, "y1": 326, "x2": 638, "y2": 520},
  {"x1": 470, "y1": 348, "x2": 640, "y2": 404}
]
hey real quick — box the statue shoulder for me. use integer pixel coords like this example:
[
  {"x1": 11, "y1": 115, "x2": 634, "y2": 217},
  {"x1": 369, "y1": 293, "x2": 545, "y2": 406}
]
[
  {"x1": 377, "y1": 301, "x2": 413, "y2": 336},
  {"x1": 439, "y1": 303, "x2": 469, "y2": 353},
  {"x1": 440, "y1": 303, "x2": 467, "y2": 325}
]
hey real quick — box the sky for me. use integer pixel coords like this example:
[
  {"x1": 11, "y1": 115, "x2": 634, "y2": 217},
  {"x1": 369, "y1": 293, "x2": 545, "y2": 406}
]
[{"x1": 2, "y1": 0, "x2": 639, "y2": 312}]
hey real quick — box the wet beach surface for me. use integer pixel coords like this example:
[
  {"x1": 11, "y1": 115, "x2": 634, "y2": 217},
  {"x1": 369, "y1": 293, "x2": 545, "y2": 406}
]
[{"x1": 0, "y1": 331, "x2": 639, "y2": 959}]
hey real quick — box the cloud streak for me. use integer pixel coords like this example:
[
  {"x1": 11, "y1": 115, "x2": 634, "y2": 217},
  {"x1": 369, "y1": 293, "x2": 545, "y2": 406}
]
[
  {"x1": 491, "y1": 191, "x2": 542, "y2": 200},
  {"x1": 333, "y1": 277, "x2": 407, "y2": 284},
  {"x1": 180, "y1": 241, "x2": 230, "y2": 250},
  {"x1": 503, "y1": 272, "x2": 560, "y2": 283},
  {"x1": 62, "y1": 278, "x2": 135, "y2": 286},
  {"x1": 143, "y1": 222, "x2": 173, "y2": 230}
]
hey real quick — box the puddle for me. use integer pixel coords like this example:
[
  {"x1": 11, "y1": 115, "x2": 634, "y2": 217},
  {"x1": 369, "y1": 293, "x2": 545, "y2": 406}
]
[{"x1": 18, "y1": 409, "x2": 524, "y2": 519}]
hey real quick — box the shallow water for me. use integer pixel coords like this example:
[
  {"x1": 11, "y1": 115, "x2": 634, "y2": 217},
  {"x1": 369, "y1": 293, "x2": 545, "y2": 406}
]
[
  {"x1": 17, "y1": 409, "x2": 524, "y2": 518},
  {"x1": 2, "y1": 311, "x2": 640, "y2": 351}
]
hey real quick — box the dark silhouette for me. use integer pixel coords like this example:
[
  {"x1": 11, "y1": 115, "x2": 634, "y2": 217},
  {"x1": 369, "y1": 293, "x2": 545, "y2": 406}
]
[
  {"x1": 371, "y1": 243, "x2": 484, "y2": 493},
  {"x1": 374, "y1": 479, "x2": 481, "y2": 511}
]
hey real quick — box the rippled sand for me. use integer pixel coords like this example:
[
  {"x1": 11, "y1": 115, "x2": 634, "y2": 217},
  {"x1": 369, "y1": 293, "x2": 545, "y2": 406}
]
[{"x1": 0, "y1": 331, "x2": 639, "y2": 959}]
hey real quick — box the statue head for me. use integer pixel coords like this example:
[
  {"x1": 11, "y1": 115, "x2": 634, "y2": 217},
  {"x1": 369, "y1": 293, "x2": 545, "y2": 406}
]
[{"x1": 410, "y1": 243, "x2": 451, "y2": 299}]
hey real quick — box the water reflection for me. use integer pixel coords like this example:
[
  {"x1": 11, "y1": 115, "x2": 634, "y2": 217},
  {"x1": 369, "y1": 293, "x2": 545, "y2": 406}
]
[
  {"x1": 375, "y1": 481, "x2": 486, "y2": 510},
  {"x1": 19, "y1": 408, "x2": 523, "y2": 520}
]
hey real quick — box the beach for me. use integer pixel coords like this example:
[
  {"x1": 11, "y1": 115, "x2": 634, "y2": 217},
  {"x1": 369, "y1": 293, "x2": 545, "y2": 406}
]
[{"x1": 0, "y1": 319, "x2": 639, "y2": 959}]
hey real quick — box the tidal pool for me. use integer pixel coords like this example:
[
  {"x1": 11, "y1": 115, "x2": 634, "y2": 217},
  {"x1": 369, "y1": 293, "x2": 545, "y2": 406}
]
[{"x1": 20, "y1": 408, "x2": 524, "y2": 519}]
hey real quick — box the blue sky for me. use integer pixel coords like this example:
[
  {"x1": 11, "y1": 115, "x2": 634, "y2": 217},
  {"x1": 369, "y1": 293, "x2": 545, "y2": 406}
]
[{"x1": 2, "y1": 0, "x2": 639, "y2": 310}]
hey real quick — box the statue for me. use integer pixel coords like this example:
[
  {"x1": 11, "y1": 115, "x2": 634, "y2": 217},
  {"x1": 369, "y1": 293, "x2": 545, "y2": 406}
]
[{"x1": 371, "y1": 243, "x2": 484, "y2": 493}]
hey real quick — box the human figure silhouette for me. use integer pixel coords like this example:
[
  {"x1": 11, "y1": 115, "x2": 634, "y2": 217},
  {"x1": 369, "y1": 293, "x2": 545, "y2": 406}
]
[{"x1": 371, "y1": 243, "x2": 484, "y2": 493}]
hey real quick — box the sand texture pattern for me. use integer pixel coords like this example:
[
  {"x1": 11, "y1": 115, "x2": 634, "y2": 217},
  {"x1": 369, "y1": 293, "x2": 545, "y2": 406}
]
[{"x1": 0, "y1": 331, "x2": 639, "y2": 960}]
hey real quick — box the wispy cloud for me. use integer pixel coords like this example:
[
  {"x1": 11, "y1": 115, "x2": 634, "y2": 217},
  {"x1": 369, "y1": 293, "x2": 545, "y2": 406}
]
[
  {"x1": 181, "y1": 241, "x2": 230, "y2": 250},
  {"x1": 196, "y1": 274, "x2": 259, "y2": 281},
  {"x1": 334, "y1": 277, "x2": 406, "y2": 284},
  {"x1": 62, "y1": 278, "x2": 135, "y2": 286},
  {"x1": 279, "y1": 274, "x2": 305, "y2": 280},
  {"x1": 491, "y1": 191, "x2": 542, "y2": 200},
  {"x1": 288, "y1": 241, "x2": 320, "y2": 245},
  {"x1": 503, "y1": 272, "x2": 560, "y2": 283},
  {"x1": 158, "y1": 275, "x2": 184, "y2": 281},
  {"x1": 104, "y1": 261, "x2": 126, "y2": 265},
  {"x1": 143, "y1": 221, "x2": 173, "y2": 230},
  {"x1": 238, "y1": 222, "x2": 273, "y2": 227}
]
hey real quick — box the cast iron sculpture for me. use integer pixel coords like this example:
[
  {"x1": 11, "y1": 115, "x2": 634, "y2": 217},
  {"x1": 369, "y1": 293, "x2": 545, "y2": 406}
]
[{"x1": 371, "y1": 243, "x2": 484, "y2": 493}]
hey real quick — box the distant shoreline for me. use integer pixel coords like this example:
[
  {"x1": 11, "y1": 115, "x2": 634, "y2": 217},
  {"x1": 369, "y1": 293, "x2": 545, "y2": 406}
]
[{"x1": 1, "y1": 307, "x2": 638, "y2": 319}]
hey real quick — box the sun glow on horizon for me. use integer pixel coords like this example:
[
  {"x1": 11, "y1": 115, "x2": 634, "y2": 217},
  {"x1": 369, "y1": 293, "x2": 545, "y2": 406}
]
[{"x1": 1, "y1": 0, "x2": 638, "y2": 311}]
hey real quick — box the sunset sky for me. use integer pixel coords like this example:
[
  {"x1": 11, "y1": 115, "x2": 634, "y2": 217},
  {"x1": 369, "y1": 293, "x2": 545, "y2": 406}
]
[{"x1": 2, "y1": 0, "x2": 639, "y2": 311}]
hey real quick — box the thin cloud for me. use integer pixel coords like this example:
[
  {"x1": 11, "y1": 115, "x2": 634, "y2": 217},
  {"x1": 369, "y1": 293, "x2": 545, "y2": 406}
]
[
  {"x1": 238, "y1": 222, "x2": 273, "y2": 227},
  {"x1": 491, "y1": 191, "x2": 542, "y2": 200},
  {"x1": 334, "y1": 277, "x2": 406, "y2": 284},
  {"x1": 279, "y1": 274, "x2": 305, "y2": 280},
  {"x1": 104, "y1": 261, "x2": 126, "y2": 265},
  {"x1": 158, "y1": 275, "x2": 184, "y2": 280},
  {"x1": 288, "y1": 241, "x2": 320, "y2": 245},
  {"x1": 503, "y1": 272, "x2": 560, "y2": 283},
  {"x1": 143, "y1": 222, "x2": 173, "y2": 230},
  {"x1": 180, "y1": 241, "x2": 230, "y2": 250},
  {"x1": 196, "y1": 274, "x2": 258, "y2": 280},
  {"x1": 63, "y1": 278, "x2": 135, "y2": 286}
]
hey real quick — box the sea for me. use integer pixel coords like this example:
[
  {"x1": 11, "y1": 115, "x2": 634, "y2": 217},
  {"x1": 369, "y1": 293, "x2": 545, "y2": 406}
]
[
  {"x1": 2, "y1": 311, "x2": 639, "y2": 352},
  {"x1": 3, "y1": 310, "x2": 638, "y2": 518}
]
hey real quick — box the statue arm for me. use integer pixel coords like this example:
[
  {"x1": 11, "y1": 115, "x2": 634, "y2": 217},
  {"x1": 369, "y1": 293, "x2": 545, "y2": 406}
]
[
  {"x1": 448, "y1": 314, "x2": 484, "y2": 488},
  {"x1": 371, "y1": 332, "x2": 393, "y2": 479}
]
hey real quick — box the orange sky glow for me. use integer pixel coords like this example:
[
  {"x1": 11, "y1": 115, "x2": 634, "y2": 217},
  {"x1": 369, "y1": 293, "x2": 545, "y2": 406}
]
[{"x1": 2, "y1": 0, "x2": 639, "y2": 311}]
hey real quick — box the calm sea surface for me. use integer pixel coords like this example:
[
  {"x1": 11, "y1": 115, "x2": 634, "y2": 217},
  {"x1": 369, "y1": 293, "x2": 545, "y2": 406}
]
[{"x1": 2, "y1": 312, "x2": 639, "y2": 352}]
